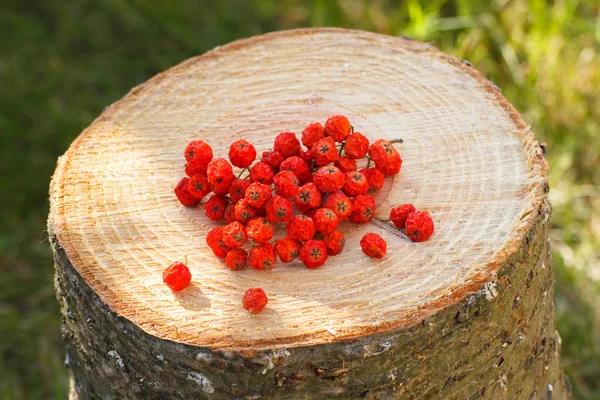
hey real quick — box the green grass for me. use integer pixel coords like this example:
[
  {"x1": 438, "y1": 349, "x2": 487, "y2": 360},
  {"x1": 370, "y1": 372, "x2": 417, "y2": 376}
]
[{"x1": 1, "y1": 1, "x2": 598, "y2": 399}]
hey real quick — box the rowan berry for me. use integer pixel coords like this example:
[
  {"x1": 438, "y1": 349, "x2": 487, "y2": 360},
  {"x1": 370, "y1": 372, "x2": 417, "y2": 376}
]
[
  {"x1": 246, "y1": 217, "x2": 274, "y2": 244},
  {"x1": 249, "y1": 161, "x2": 275, "y2": 185},
  {"x1": 389, "y1": 204, "x2": 416, "y2": 229},
  {"x1": 262, "y1": 150, "x2": 284, "y2": 171},
  {"x1": 349, "y1": 195, "x2": 376, "y2": 223},
  {"x1": 311, "y1": 137, "x2": 339, "y2": 166},
  {"x1": 249, "y1": 243, "x2": 277, "y2": 271},
  {"x1": 323, "y1": 230, "x2": 345, "y2": 255},
  {"x1": 360, "y1": 233, "x2": 387, "y2": 259},
  {"x1": 242, "y1": 288, "x2": 268, "y2": 313},
  {"x1": 273, "y1": 170, "x2": 300, "y2": 198},
  {"x1": 229, "y1": 179, "x2": 251, "y2": 203},
  {"x1": 405, "y1": 210, "x2": 435, "y2": 242},
  {"x1": 265, "y1": 195, "x2": 293, "y2": 223},
  {"x1": 274, "y1": 237, "x2": 301, "y2": 263},
  {"x1": 299, "y1": 148, "x2": 314, "y2": 166},
  {"x1": 301, "y1": 122, "x2": 325, "y2": 148},
  {"x1": 225, "y1": 248, "x2": 248, "y2": 271},
  {"x1": 334, "y1": 156, "x2": 357, "y2": 173},
  {"x1": 222, "y1": 221, "x2": 247, "y2": 248},
  {"x1": 313, "y1": 208, "x2": 339, "y2": 235},
  {"x1": 274, "y1": 131, "x2": 301, "y2": 158},
  {"x1": 185, "y1": 140, "x2": 213, "y2": 167},
  {"x1": 211, "y1": 176, "x2": 235, "y2": 195},
  {"x1": 175, "y1": 177, "x2": 201, "y2": 206},
  {"x1": 342, "y1": 171, "x2": 368, "y2": 197},
  {"x1": 361, "y1": 167, "x2": 385, "y2": 193},
  {"x1": 286, "y1": 215, "x2": 316, "y2": 242},
  {"x1": 204, "y1": 195, "x2": 229, "y2": 220},
  {"x1": 185, "y1": 162, "x2": 207, "y2": 178},
  {"x1": 279, "y1": 156, "x2": 311, "y2": 184},
  {"x1": 162, "y1": 261, "x2": 192, "y2": 291},
  {"x1": 187, "y1": 174, "x2": 212, "y2": 199},
  {"x1": 206, "y1": 227, "x2": 231, "y2": 258},
  {"x1": 377, "y1": 153, "x2": 402, "y2": 176},
  {"x1": 344, "y1": 132, "x2": 370, "y2": 159},
  {"x1": 294, "y1": 183, "x2": 322, "y2": 213},
  {"x1": 313, "y1": 165, "x2": 345, "y2": 193},
  {"x1": 245, "y1": 182, "x2": 272, "y2": 208},
  {"x1": 224, "y1": 203, "x2": 237, "y2": 224},
  {"x1": 234, "y1": 199, "x2": 257, "y2": 224},
  {"x1": 325, "y1": 115, "x2": 352, "y2": 143},
  {"x1": 368, "y1": 139, "x2": 402, "y2": 175},
  {"x1": 299, "y1": 240, "x2": 328, "y2": 269},
  {"x1": 229, "y1": 139, "x2": 256, "y2": 168},
  {"x1": 322, "y1": 192, "x2": 353, "y2": 221}
]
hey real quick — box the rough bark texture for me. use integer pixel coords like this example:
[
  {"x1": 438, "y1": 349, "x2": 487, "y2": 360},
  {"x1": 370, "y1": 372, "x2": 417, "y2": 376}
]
[{"x1": 52, "y1": 207, "x2": 570, "y2": 399}]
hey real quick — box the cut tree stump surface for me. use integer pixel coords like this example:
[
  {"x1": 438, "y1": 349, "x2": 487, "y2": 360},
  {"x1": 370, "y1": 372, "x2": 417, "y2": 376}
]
[{"x1": 49, "y1": 28, "x2": 569, "y2": 399}]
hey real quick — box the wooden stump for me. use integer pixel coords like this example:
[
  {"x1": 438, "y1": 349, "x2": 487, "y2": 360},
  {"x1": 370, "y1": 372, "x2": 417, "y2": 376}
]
[{"x1": 49, "y1": 28, "x2": 570, "y2": 399}]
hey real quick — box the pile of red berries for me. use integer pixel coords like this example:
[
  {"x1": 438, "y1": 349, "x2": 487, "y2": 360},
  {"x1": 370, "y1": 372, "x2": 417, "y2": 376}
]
[{"x1": 166, "y1": 115, "x2": 435, "y2": 313}]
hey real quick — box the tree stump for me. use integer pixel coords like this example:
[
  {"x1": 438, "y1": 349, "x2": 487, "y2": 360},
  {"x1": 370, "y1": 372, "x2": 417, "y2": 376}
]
[{"x1": 49, "y1": 28, "x2": 570, "y2": 399}]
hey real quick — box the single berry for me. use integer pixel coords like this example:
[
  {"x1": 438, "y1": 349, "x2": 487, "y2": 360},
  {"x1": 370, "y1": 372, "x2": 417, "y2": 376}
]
[
  {"x1": 323, "y1": 230, "x2": 345, "y2": 255},
  {"x1": 211, "y1": 176, "x2": 235, "y2": 195},
  {"x1": 342, "y1": 171, "x2": 369, "y2": 197},
  {"x1": 265, "y1": 195, "x2": 294, "y2": 223},
  {"x1": 207, "y1": 158, "x2": 235, "y2": 187},
  {"x1": 262, "y1": 150, "x2": 284, "y2": 171},
  {"x1": 245, "y1": 182, "x2": 272, "y2": 208},
  {"x1": 368, "y1": 139, "x2": 402, "y2": 175},
  {"x1": 361, "y1": 167, "x2": 385, "y2": 193},
  {"x1": 279, "y1": 156, "x2": 311, "y2": 184},
  {"x1": 249, "y1": 161, "x2": 275, "y2": 185},
  {"x1": 301, "y1": 122, "x2": 325, "y2": 148},
  {"x1": 360, "y1": 233, "x2": 387, "y2": 258},
  {"x1": 334, "y1": 156, "x2": 357, "y2": 173},
  {"x1": 175, "y1": 177, "x2": 201, "y2": 207},
  {"x1": 185, "y1": 162, "x2": 207, "y2": 177},
  {"x1": 312, "y1": 208, "x2": 339, "y2": 235},
  {"x1": 246, "y1": 217, "x2": 274, "y2": 244},
  {"x1": 275, "y1": 237, "x2": 301, "y2": 263},
  {"x1": 187, "y1": 174, "x2": 212, "y2": 199},
  {"x1": 311, "y1": 137, "x2": 339, "y2": 166},
  {"x1": 185, "y1": 140, "x2": 213, "y2": 167},
  {"x1": 222, "y1": 221, "x2": 248, "y2": 248},
  {"x1": 325, "y1": 115, "x2": 352, "y2": 142},
  {"x1": 299, "y1": 147, "x2": 314, "y2": 165},
  {"x1": 224, "y1": 203, "x2": 237, "y2": 224},
  {"x1": 249, "y1": 243, "x2": 277, "y2": 271},
  {"x1": 344, "y1": 132, "x2": 370, "y2": 159},
  {"x1": 225, "y1": 248, "x2": 248, "y2": 271},
  {"x1": 206, "y1": 227, "x2": 231, "y2": 258},
  {"x1": 377, "y1": 152, "x2": 402, "y2": 176},
  {"x1": 405, "y1": 210, "x2": 435, "y2": 242},
  {"x1": 389, "y1": 204, "x2": 416, "y2": 229},
  {"x1": 274, "y1": 131, "x2": 301, "y2": 158},
  {"x1": 286, "y1": 215, "x2": 316, "y2": 242},
  {"x1": 313, "y1": 166, "x2": 345, "y2": 193},
  {"x1": 229, "y1": 179, "x2": 251, "y2": 203},
  {"x1": 294, "y1": 183, "x2": 323, "y2": 213},
  {"x1": 162, "y1": 261, "x2": 192, "y2": 291},
  {"x1": 229, "y1": 139, "x2": 256, "y2": 168},
  {"x1": 234, "y1": 199, "x2": 257, "y2": 224},
  {"x1": 273, "y1": 170, "x2": 300, "y2": 198},
  {"x1": 205, "y1": 195, "x2": 229, "y2": 220},
  {"x1": 322, "y1": 192, "x2": 353, "y2": 221},
  {"x1": 349, "y1": 195, "x2": 376, "y2": 223},
  {"x1": 299, "y1": 240, "x2": 328, "y2": 269},
  {"x1": 242, "y1": 288, "x2": 268, "y2": 313}
]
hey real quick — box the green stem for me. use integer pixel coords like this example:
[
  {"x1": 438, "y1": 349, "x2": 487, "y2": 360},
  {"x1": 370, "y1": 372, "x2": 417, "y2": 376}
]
[
  {"x1": 338, "y1": 142, "x2": 346, "y2": 156},
  {"x1": 366, "y1": 155, "x2": 372, "y2": 168},
  {"x1": 237, "y1": 168, "x2": 248, "y2": 179}
]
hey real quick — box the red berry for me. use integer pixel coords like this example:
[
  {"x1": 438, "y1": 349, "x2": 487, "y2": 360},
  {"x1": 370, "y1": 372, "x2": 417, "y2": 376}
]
[
  {"x1": 245, "y1": 182, "x2": 272, "y2": 208},
  {"x1": 275, "y1": 237, "x2": 301, "y2": 263},
  {"x1": 273, "y1": 170, "x2": 300, "y2": 198},
  {"x1": 225, "y1": 248, "x2": 248, "y2": 271},
  {"x1": 262, "y1": 150, "x2": 284, "y2": 171},
  {"x1": 185, "y1": 162, "x2": 207, "y2": 177},
  {"x1": 389, "y1": 204, "x2": 416, "y2": 229},
  {"x1": 405, "y1": 210, "x2": 435, "y2": 242},
  {"x1": 299, "y1": 147, "x2": 314, "y2": 165},
  {"x1": 299, "y1": 240, "x2": 328, "y2": 269},
  {"x1": 377, "y1": 153, "x2": 402, "y2": 176},
  {"x1": 222, "y1": 221, "x2": 248, "y2": 248},
  {"x1": 322, "y1": 192, "x2": 353, "y2": 221},
  {"x1": 325, "y1": 115, "x2": 352, "y2": 143},
  {"x1": 242, "y1": 288, "x2": 268, "y2": 313},
  {"x1": 301, "y1": 122, "x2": 325, "y2": 148},
  {"x1": 312, "y1": 208, "x2": 339, "y2": 235},
  {"x1": 175, "y1": 177, "x2": 201, "y2": 207},
  {"x1": 224, "y1": 203, "x2": 237, "y2": 224},
  {"x1": 360, "y1": 233, "x2": 387, "y2": 258},
  {"x1": 323, "y1": 230, "x2": 345, "y2": 255},
  {"x1": 294, "y1": 183, "x2": 323, "y2": 213},
  {"x1": 265, "y1": 195, "x2": 294, "y2": 223},
  {"x1": 211, "y1": 177, "x2": 235, "y2": 195},
  {"x1": 206, "y1": 227, "x2": 231, "y2": 258},
  {"x1": 344, "y1": 132, "x2": 370, "y2": 159},
  {"x1": 334, "y1": 156, "x2": 357, "y2": 173},
  {"x1": 207, "y1": 158, "x2": 235, "y2": 187},
  {"x1": 249, "y1": 243, "x2": 277, "y2": 271},
  {"x1": 313, "y1": 166, "x2": 345, "y2": 193},
  {"x1": 162, "y1": 261, "x2": 192, "y2": 291},
  {"x1": 368, "y1": 139, "x2": 402, "y2": 175},
  {"x1": 246, "y1": 217, "x2": 274, "y2": 244},
  {"x1": 234, "y1": 199, "x2": 257, "y2": 224},
  {"x1": 249, "y1": 161, "x2": 275, "y2": 185},
  {"x1": 229, "y1": 179, "x2": 251, "y2": 203},
  {"x1": 361, "y1": 167, "x2": 385, "y2": 193},
  {"x1": 279, "y1": 156, "x2": 311, "y2": 184},
  {"x1": 185, "y1": 140, "x2": 213, "y2": 167},
  {"x1": 311, "y1": 137, "x2": 339, "y2": 166},
  {"x1": 286, "y1": 215, "x2": 316, "y2": 242},
  {"x1": 229, "y1": 139, "x2": 256, "y2": 168},
  {"x1": 204, "y1": 195, "x2": 229, "y2": 220},
  {"x1": 186, "y1": 174, "x2": 211, "y2": 199},
  {"x1": 274, "y1": 131, "x2": 301, "y2": 158},
  {"x1": 349, "y1": 195, "x2": 376, "y2": 223},
  {"x1": 342, "y1": 171, "x2": 369, "y2": 197}
]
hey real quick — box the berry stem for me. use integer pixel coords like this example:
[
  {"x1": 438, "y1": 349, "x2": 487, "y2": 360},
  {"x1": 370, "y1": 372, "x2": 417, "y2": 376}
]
[
  {"x1": 390, "y1": 138, "x2": 404, "y2": 144},
  {"x1": 338, "y1": 141, "x2": 346, "y2": 156},
  {"x1": 237, "y1": 167, "x2": 248, "y2": 179},
  {"x1": 366, "y1": 155, "x2": 372, "y2": 168}
]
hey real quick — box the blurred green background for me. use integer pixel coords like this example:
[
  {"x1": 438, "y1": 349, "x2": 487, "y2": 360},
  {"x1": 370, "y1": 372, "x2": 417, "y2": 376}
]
[{"x1": 1, "y1": 0, "x2": 598, "y2": 399}]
